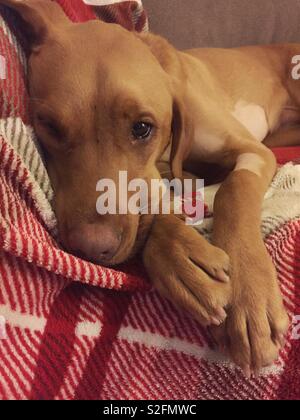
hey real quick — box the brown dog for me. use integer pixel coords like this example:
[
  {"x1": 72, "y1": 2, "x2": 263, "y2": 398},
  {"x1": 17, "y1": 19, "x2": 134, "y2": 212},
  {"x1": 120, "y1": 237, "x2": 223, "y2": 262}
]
[{"x1": 1, "y1": 0, "x2": 293, "y2": 376}]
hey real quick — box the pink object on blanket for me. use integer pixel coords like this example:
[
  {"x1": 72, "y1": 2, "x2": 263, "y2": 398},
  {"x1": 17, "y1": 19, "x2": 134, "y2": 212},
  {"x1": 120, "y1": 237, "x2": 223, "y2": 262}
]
[{"x1": 0, "y1": 0, "x2": 300, "y2": 400}]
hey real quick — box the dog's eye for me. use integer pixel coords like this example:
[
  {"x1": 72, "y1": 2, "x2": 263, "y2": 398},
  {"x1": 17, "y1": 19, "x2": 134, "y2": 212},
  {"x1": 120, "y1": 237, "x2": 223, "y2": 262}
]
[{"x1": 132, "y1": 122, "x2": 153, "y2": 140}]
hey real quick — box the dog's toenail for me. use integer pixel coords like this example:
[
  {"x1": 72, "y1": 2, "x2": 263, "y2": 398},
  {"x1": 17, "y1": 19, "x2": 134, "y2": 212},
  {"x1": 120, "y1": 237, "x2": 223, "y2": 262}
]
[
  {"x1": 242, "y1": 366, "x2": 251, "y2": 379},
  {"x1": 216, "y1": 307, "x2": 227, "y2": 320},
  {"x1": 211, "y1": 317, "x2": 222, "y2": 326},
  {"x1": 216, "y1": 269, "x2": 230, "y2": 283}
]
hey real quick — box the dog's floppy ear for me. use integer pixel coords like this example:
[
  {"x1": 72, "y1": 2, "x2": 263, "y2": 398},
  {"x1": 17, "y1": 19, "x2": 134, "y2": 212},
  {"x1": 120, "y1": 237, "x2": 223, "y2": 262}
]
[
  {"x1": 0, "y1": 0, "x2": 71, "y2": 50},
  {"x1": 137, "y1": 32, "x2": 182, "y2": 76},
  {"x1": 171, "y1": 98, "x2": 191, "y2": 179},
  {"x1": 137, "y1": 32, "x2": 191, "y2": 179}
]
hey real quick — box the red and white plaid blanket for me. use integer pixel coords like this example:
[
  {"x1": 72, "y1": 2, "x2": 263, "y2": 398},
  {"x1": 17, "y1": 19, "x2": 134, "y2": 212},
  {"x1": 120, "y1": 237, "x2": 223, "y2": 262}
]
[{"x1": 1, "y1": 0, "x2": 300, "y2": 400}]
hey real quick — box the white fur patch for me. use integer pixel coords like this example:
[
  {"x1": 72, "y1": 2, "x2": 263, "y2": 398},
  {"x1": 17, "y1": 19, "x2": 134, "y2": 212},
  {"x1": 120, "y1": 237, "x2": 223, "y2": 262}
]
[
  {"x1": 232, "y1": 101, "x2": 269, "y2": 141},
  {"x1": 234, "y1": 153, "x2": 265, "y2": 177},
  {"x1": 192, "y1": 130, "x2": 225, "y2": 158}
]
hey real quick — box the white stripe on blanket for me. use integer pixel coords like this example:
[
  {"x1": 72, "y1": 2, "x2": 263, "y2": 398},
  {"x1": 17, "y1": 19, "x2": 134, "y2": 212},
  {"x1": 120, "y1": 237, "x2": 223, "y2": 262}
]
[
  {"x1": 0, "y1": 118, "x2": 56, "y2": 231},
  {"x1": 0, "y1": 303, "x2": 284, "y2": 377}
]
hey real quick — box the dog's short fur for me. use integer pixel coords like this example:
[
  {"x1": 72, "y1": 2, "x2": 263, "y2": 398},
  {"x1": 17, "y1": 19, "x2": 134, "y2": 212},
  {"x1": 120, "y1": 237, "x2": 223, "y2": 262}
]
[{"x1": 2, "y1": 0, "x2": 295, "y2": 375}]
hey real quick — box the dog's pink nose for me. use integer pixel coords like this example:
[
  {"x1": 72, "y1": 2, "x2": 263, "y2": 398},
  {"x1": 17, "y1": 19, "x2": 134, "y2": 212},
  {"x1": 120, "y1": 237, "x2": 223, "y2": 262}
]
[{"x1": 66, "y1": 223, "x2": 121, "y2": 265}]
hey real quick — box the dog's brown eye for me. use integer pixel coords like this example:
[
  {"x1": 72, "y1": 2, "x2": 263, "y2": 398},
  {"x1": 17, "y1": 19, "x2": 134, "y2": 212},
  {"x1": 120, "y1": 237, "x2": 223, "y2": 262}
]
[{"x1": 132, "y1": 122, "x2": 153, "y2": 140}]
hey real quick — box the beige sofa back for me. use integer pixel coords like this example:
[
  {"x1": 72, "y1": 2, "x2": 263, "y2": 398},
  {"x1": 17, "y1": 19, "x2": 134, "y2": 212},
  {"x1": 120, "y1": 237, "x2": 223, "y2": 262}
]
[{"x1": 143, "y1": 0, "x2": 300, "y2": 49}]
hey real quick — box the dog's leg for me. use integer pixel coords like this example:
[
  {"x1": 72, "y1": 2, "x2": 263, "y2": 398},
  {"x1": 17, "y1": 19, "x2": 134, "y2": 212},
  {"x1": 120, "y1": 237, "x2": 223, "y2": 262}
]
[
  {"x1": 211, "y1": 141, "x2": 289, "y2": 375},
  {"x1": 143, "y1": 214, "x2": 231, "y2": 327},
  {"x1": 263, "y1": 126, "x2": 300, "y2": 148}
]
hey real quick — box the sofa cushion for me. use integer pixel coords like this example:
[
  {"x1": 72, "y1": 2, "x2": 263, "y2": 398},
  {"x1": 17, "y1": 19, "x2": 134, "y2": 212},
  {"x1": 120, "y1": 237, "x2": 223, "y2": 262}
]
[{"x1": 143, "y1": 0, "x2": 300, "y2": 49}]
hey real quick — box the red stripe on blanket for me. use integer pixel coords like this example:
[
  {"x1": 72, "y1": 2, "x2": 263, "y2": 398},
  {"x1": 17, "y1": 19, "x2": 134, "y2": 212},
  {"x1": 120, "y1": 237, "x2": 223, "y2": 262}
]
[
  {"x1": 55, "y1": 0, "x2": 97, "y2": 22},
  {"x1": 74, "y1": 291, "x2": 132, "y2": 400},
  {"x1": 29, "y1": 283, "x2": 82, "y2": 399}
]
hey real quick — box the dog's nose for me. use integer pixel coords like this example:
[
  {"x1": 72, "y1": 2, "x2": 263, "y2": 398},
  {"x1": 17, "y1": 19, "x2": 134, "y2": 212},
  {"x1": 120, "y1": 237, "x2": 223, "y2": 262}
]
[{"x1": 66, "y1": 223, "x2": 122, "y2": 265}]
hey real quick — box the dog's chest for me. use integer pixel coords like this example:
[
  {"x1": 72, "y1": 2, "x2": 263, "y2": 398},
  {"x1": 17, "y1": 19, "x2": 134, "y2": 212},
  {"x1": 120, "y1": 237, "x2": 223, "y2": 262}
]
[
  {"x1": 191, "y1": 130, "x2": 225, "y2": 159},
  {"x1": 231, "y1": 100, "x2": 269, "y2": 141},
  {"x1": 191, "y1": 100, "x2": 269, "y2": 159}
]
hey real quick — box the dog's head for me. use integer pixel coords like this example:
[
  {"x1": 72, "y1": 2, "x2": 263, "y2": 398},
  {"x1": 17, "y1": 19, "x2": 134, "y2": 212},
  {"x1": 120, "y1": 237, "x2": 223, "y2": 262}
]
[{"x1": 1, "y1": 0, "x2": 189, "y2": 266}]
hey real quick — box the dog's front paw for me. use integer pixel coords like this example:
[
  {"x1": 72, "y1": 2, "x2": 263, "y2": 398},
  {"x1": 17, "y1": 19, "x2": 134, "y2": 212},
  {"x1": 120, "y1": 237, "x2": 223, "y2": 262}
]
[
  {"x1": 143, "y1": 215, "x2": 231, "y2": 327},
  {"x1": 210, "y1": 245, "x2": 289, "y2": 376}
]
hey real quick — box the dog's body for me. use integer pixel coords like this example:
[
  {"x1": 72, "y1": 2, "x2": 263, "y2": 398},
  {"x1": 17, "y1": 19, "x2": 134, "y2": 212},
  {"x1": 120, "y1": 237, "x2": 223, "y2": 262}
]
[{"x1": 1, "y1": 0, "x2": 294, "y2": 376}]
